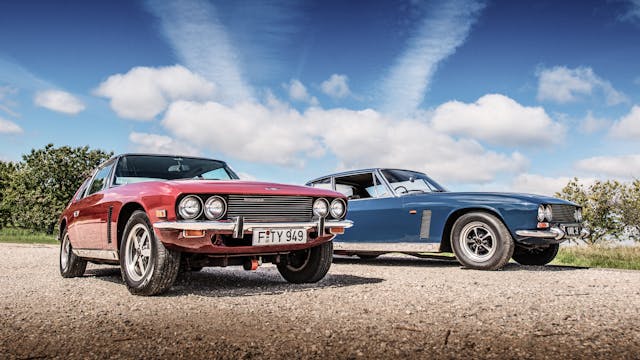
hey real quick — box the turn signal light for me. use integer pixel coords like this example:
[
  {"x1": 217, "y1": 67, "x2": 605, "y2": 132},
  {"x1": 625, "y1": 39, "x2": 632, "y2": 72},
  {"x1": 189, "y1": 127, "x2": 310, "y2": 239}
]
[
  {"x1": 183, "y1": 230, "x2": 205, "y2": 238},
  {"x1": 330, "y1": 227, "x2": 345, "y2": 235},
  {"x1": 537, "y1": 222, "x2": 550, "y2": 229},
  {"x1": 155, "y1": 209, "x2": 167, "y2": 218}
]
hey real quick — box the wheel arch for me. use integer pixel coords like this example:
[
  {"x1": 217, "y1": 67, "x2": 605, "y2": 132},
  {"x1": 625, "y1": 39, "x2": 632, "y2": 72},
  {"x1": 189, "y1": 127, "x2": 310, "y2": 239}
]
[
  {"x1": 58, "y1": 218, "x2": 67, "y2": 242},
  {"x1": 440, "y1": 207, "x2": 508, "y2": 253},
  {"x1": 117, "y1": 202, "x2": 146, "y2": 252}
]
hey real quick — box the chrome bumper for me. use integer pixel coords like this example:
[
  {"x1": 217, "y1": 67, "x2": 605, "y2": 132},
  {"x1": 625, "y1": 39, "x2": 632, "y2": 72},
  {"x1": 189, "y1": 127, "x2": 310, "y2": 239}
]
[
  {"x1": 153, "y1": 217, "x2": 353, "y2": 238},
  {"x1": 515, "y1": 226, "x2": 590, "y2": 241}
]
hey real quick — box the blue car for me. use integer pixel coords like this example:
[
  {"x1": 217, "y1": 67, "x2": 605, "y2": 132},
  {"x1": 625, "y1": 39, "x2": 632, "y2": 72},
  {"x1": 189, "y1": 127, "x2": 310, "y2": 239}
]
[{"x1": 306, "y1": 168, "x2": 588, "y2": 270}]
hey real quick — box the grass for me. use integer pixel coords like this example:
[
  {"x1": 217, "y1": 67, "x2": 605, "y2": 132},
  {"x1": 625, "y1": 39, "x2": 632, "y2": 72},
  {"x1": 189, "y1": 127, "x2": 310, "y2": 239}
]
[
  {"x1": 0, "y1": 227, "x2": 58, "y2": 245},
  {"x1": 553, "y1": 245, "x2": 640, "y2": 270}
]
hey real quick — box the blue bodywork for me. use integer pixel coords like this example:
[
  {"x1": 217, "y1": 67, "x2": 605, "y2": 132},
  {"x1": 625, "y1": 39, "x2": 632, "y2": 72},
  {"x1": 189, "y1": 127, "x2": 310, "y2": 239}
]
[{"x1": 306, "y1": 168, "x2": 578, "y2": 250}]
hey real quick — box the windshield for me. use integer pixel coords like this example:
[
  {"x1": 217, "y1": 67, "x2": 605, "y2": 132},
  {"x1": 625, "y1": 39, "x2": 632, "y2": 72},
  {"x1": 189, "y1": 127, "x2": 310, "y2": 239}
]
[
  {"x1": 114, "y1": 155, "x2": 239, "y2": 185},
  {"x1": 381, "y1": 169, "x2": 447, "y2": 195}
]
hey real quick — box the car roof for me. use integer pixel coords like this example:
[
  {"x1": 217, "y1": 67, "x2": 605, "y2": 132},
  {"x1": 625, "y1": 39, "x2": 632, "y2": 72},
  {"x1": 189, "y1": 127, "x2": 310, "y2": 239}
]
[{"x1": 306, "y1": 168, "x2": 427, "y2": 184}]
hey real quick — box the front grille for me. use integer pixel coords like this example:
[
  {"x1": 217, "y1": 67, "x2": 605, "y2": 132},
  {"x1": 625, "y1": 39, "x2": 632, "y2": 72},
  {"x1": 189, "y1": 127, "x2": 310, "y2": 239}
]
[
  {"x1": 227, "y1": 195, "x2": 313, "y2": 222},
  {"x1": 551, "y1": 204, "x2": 578, "y2": 223}
]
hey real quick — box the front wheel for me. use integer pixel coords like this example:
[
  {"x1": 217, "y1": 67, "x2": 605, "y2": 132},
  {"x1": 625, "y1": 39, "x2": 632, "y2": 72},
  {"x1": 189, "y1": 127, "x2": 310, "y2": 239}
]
[
  {"x1": 451, "y1": 212, "x2": 514, "y2": 270},
  {"x1": 277, "y1": 242, "x2": 333, "y2": 283},
  {"x1": 512, "y1": 244, "x2": 559, "y2": 266},
  {"x1": 59, "y1": 230, "x2": 87, "y2": 278},
  {"x1": 120, "y1": 210, "x2": 181, "y2": 296}
]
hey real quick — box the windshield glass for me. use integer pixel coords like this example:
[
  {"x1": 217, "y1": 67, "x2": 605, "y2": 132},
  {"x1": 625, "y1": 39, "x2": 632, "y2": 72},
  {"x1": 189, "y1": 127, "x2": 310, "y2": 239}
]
[
  {"x1": 381, "y1": 169, "x2": 446, "y2": 195},
  {"x1": 114, "y1": 155, "x2": 239, "y2": 185}
]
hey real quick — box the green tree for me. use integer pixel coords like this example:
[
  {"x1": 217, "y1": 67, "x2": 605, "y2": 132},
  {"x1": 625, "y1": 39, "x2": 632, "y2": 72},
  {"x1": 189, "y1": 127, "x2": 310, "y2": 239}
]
[
  {"x1": 0, "y1": 161, "x2": 17, "y2": 229},
  {"x1": 3, "y1": 144, "x2": 112, "y2": 234},
  {"x1": 556, "y1": 178, "x2": 624, "y2": 245},
  {"x1": 619, "y1": 179, "x2": 640, "y2": 242}
]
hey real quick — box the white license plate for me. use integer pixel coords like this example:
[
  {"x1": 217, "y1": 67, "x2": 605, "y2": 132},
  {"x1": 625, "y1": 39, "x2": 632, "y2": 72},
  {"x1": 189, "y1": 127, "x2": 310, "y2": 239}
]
[
  {"x1": 564, "y1": 225, "x2": 581, "y2": 237},
  {"x1": 252, "y1": 228, "x2": 307, "y2": 246}
]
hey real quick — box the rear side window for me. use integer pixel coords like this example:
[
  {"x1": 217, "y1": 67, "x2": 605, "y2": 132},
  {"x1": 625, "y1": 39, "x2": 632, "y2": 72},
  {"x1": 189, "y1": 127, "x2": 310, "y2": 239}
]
[{"x1": 87, "y1": 163, "x2": 114, "y2": 196}]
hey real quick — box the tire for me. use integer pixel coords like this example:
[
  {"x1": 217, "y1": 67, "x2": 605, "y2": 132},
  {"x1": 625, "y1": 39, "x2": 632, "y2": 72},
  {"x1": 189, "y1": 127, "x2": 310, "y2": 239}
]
[
  {"x1": 356, "y1": 253, "x2": 380, "y2": 260},
  {"x1": 512, "y1": 244, "x2": 559, "y2": 266},
  {"x1": 120, "y1": 210, "x2": 181, "y2": 296},
  {"x1": 277, "y1": 241, "x2": 333, "y2": 283},
  {"x1": 451, "y1": 212, "x2": 514, "y2": 270},
  {"x1": 59, "y1": 229, "x2": 87, "y2": 278}
]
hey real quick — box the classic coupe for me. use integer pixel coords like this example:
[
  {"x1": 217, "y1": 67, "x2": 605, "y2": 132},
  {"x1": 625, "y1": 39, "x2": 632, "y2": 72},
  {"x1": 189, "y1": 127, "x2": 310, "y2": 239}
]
[
  {"x1": 59, "y1": 154, "x2": 352, "y2": 295},
  {"x1": 306, "y1": 168, "x2": 588, "y2": 270}
]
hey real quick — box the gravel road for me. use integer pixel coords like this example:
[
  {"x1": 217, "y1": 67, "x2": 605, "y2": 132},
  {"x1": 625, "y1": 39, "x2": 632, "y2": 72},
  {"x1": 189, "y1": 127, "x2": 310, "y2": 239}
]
[{"x1": 1, "y1": 242, "x2": 639, "y2": 359}]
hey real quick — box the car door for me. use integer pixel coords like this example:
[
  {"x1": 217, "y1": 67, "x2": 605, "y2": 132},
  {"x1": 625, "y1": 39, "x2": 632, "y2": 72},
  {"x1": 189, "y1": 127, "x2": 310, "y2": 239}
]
[{"x1": 72, "y1": 161, "x2": 115, "y2": 250}]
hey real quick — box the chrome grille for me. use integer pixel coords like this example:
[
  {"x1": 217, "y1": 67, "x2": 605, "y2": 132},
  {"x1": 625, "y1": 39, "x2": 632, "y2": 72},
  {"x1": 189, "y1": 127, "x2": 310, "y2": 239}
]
[
  {"x1": 551, "y1": 204, "x2": 578, "y2": 223},
  {"x1": 226, "y1": 195, "x2": 313, "y2": 222}
]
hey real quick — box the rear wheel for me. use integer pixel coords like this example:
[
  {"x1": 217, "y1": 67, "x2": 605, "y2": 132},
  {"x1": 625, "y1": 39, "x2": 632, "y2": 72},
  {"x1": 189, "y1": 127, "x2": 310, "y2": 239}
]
[
  {"x1": 277, "y1": 242, "x2": 333, "y2": 283},
  {"x1": 120, "y1": 211, "x2": 180, "y2": 296},
  {"x1": 512, "y1": 244, "x2": 559, "y2": 266},
  {"x1": 451, "y1": 212, "x2": 514, "y2": 270},
  {"x1": 59, "y1": 230, "x2": 87, "y2": 278}
]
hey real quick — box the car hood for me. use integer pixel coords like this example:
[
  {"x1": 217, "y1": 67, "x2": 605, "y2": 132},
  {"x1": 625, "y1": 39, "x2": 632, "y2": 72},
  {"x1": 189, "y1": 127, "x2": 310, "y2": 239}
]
[
  {"x1": 161, "y1": 180, "x2": 342, "y2": 198},
  {"x1": 408, "y1": 191, "x2": 577, "y2": 206}
]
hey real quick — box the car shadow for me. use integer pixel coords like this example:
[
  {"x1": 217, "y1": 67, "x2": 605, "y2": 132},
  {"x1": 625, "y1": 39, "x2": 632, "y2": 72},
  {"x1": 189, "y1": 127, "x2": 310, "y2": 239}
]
[{"x1": 83, "y1": 266, "x2": 384, "y2": 297}]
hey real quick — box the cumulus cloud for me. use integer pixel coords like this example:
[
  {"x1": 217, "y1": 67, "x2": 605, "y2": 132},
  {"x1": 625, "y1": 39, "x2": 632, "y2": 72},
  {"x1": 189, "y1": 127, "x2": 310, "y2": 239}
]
[
  {"x1": 580, "y1": 111, "x2": 611, "y2": 134},
  {"x1": 0, "y1": 117, "x2": 22, "y2": 134},
  {"x1": 610, "y1": 105, "x2": 640, "y2": 139},
  {"x1": 381, "y1": 0, "x2": 485, "y2": 115},
  {"x1": 431, "y1": 94, "x2": 564, "y2": 146},
  {"x1": 537, "y1": 66, "x2": 627, "y2": 105},
  {"x1": 320, "y1": 74, "x2": 351, "y2": 99},
  {"x1": 94, "y1": 65, "x2": 215, "y2": 121},
  {"x1": 159, "y1": 98, "x2": 527, "y2": 183},
  {"x1": 575, "y1": 154, "x2": 640, "y2": 178},
  {"x1": 34, "y1": 89, "x2": 85, "y2": 115},
  {"x1": 285, "y1": 79, "x2": 318, "y2": 105},
  {"x1": 128, "y1": 132, "x2": 199, "y2": 156},
  {"x1": 509, "y1": 173, "x2": 575, "y2": 196}
]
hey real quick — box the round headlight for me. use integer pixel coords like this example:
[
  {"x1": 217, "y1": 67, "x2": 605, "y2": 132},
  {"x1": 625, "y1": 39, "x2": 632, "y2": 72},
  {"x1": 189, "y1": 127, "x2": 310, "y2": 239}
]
[
  {"x1": 178, "y1": 195, "x2": 203, "y2": 219},
  {"x1": 329, "y1": 198, "x2": 346, "y2": 219},
  {"x1": 204, "y1": 196, "x2": 226, "y2": 220},
  {"x1": 544, "y1": 205, "x2": 553, "y2": 222},
  {"x1": 313, "y1": 198, "x2": 329, "y2": 218},
  {"x1": 574, "y1": 207, "x2": 582, "y2": 222},
  {"x1": 537, "y1": 205, "x2": 545, "y2": 222}
]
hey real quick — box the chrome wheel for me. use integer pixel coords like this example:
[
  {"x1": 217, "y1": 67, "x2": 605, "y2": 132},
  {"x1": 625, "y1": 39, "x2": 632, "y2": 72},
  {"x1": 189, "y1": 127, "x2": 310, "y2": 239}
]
[
  {"x1": 60, "y1": 232, "x2": 71, "y2": 271},
  {"x1": 459, "y1": 221, "x2": 497, "y2": 262},
  {"x1": 124, "y1": 223, "x2": 153, "y2": 282}
]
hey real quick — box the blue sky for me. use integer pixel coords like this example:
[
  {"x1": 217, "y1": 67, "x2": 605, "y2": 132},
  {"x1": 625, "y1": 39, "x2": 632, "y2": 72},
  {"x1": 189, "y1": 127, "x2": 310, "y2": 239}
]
[{"x1": 1, "y1": 0, "x2": 640, "y2": 194}]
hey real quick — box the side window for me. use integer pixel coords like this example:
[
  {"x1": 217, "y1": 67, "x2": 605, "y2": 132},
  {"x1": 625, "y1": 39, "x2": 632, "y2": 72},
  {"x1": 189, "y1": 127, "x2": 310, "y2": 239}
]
[
  {"x1": 334, "y1": 173, "x2": 386, "y2": 200},
  {"x1": 86, "y1": 163, "x2": 114, "y2": 196},
  {"x1": 73, "y1": 179, "x2": 90, "y2": 202},
  {"x1": 201, "y1": 167, "x2": 232, "y2": 180},
  {"x1": 309, "y1": 177, "x2": 332, "y2": 190}
]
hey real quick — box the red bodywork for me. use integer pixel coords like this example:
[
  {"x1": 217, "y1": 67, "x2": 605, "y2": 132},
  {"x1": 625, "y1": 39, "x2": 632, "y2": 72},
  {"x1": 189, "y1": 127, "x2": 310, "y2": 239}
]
[{"x1": 60, "y1": 179, "x2": 347, "y2": 258}]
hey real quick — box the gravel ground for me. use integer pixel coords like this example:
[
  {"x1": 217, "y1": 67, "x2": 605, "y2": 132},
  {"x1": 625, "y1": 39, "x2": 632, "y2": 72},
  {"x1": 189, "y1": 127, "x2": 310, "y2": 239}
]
[{"x1": 1, "y1": 243, "x2": 639, "y2": 360}]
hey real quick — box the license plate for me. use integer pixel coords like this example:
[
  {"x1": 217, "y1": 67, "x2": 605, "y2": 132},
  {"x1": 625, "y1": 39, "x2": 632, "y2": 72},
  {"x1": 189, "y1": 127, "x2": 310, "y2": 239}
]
[
  {"x1": 252, "y1": 228, "x2": 307, "y2": 246},
  {"x1": 563, "y1": 225, "x2": 581, "y2": 237}
]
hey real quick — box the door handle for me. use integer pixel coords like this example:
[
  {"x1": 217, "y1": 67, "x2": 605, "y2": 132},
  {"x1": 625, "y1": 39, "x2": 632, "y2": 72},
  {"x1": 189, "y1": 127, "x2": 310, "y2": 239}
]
[{"x1": 73, "y1": 211, "x2": 79, "y2": 217}]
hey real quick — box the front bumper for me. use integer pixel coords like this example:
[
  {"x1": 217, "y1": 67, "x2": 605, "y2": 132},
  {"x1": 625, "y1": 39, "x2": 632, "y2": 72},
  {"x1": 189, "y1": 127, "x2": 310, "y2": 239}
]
[
  {"x1": 154, "y1": 217, "x2": 353, "y2": 238},
  {"x1": 515, "y1": 225, "x2": 589, "y2": 241}
]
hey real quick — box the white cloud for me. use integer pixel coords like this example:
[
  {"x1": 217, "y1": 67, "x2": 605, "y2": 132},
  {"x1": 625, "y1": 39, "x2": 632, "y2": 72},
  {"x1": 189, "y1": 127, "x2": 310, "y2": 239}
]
[
  {"x1": 320, "y1": 74, "x2": 351, "y2": 99},
  {"x1": 94, "y1": 65, "x2": 215, "y2": 121},
  {"x1": 580, "y1": 111, "x2": 610, "y2": 134},
  {"x1": 431, "y1": 94, "x2": 564, "y2": 146},
  {"x1": 146, "y1": 0, "x2": 253, "y2": 104},
  {"x1": 0, "y1": 85, "x2": 19, "y2": 117},
  {"x1": 575, "y1": 154, "x2": 640, "y2": 179},
  {"x1": 34, "y1": 89, "x2": 85, "y2": 115},
  {"x1": 236, "y1": 171, "x2": 257, "y2": 181},
  {"x1": 620, "y1": 0, "x2": 640, "y2": 22},
  {"x1": 128, "y1": 132, "x2": 199, "y2": 156},
  {"x1": 509, "y1": 173, "x2": 574, "y2": 196},
  {"x1": 160, "y1": 97, "x2": 527, "y2": 184},
  {"x1": 381, "y1": 0, "x2": 485, "y2": 115},
  {"x1": 285, "y1": 79, "x2": 318, "y2": 106},
  {"x1": 610, "y1": 105, "x2": 640, "y2": 139},
  {"x1": 537, "y1": 66, "x2": 627, "y2": 105},
  {"x1": 0, "y1": 117, "x2": 22, "y2": 134}
]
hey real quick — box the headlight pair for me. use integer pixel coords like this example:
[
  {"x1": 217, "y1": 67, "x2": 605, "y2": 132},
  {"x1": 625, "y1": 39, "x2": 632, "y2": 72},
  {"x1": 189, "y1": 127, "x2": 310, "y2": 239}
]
[
  {"x1": 537, "y1": 204, "x2": 553, "y2": 222},
  {"x1": 313, "y1": 198, "x2": 346, "y2": 219},
  {"x1": 178, "y1": 195, "x2": 226, "y2": 220}
]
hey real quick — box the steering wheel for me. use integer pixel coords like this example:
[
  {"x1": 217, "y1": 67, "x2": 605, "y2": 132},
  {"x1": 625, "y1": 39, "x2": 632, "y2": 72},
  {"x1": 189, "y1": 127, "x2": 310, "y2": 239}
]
[{"x1": 394, "y1": 185, "x2": 408, "y2": 194}]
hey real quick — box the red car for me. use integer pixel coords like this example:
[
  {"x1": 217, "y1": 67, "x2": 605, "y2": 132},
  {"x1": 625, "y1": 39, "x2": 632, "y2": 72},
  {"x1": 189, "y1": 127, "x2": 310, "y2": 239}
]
[{"x1": 58, "y1": 154, "x2": 352, "y2": 295}]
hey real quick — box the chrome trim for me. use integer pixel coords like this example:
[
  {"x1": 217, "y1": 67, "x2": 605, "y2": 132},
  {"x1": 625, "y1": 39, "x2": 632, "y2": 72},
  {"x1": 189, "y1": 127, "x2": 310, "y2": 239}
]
[
  {"x1": 419, "y1": 210, "x2": 432, "y2": 239},
  {"x1": 515, "y1": 224, "x2": 589, "y2": 241},
  {"x1": 73, "y1": 249, "x2": 119, "y2": 261},
  {"x1": 153, "y1": 218, "x2": 354, "y2": 233},
  {"x1": 178, "y1": 195, "x2": 204, "y2": 220},
  {"x1": 334, "y1": 242, "x2": 440, "y2": 253}
]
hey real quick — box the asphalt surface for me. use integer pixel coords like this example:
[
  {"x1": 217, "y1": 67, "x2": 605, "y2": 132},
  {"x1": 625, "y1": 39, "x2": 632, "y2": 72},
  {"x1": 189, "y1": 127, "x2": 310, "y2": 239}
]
[{"x1": 1, "y1": 242, "x2": 639, "y2": 359}]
